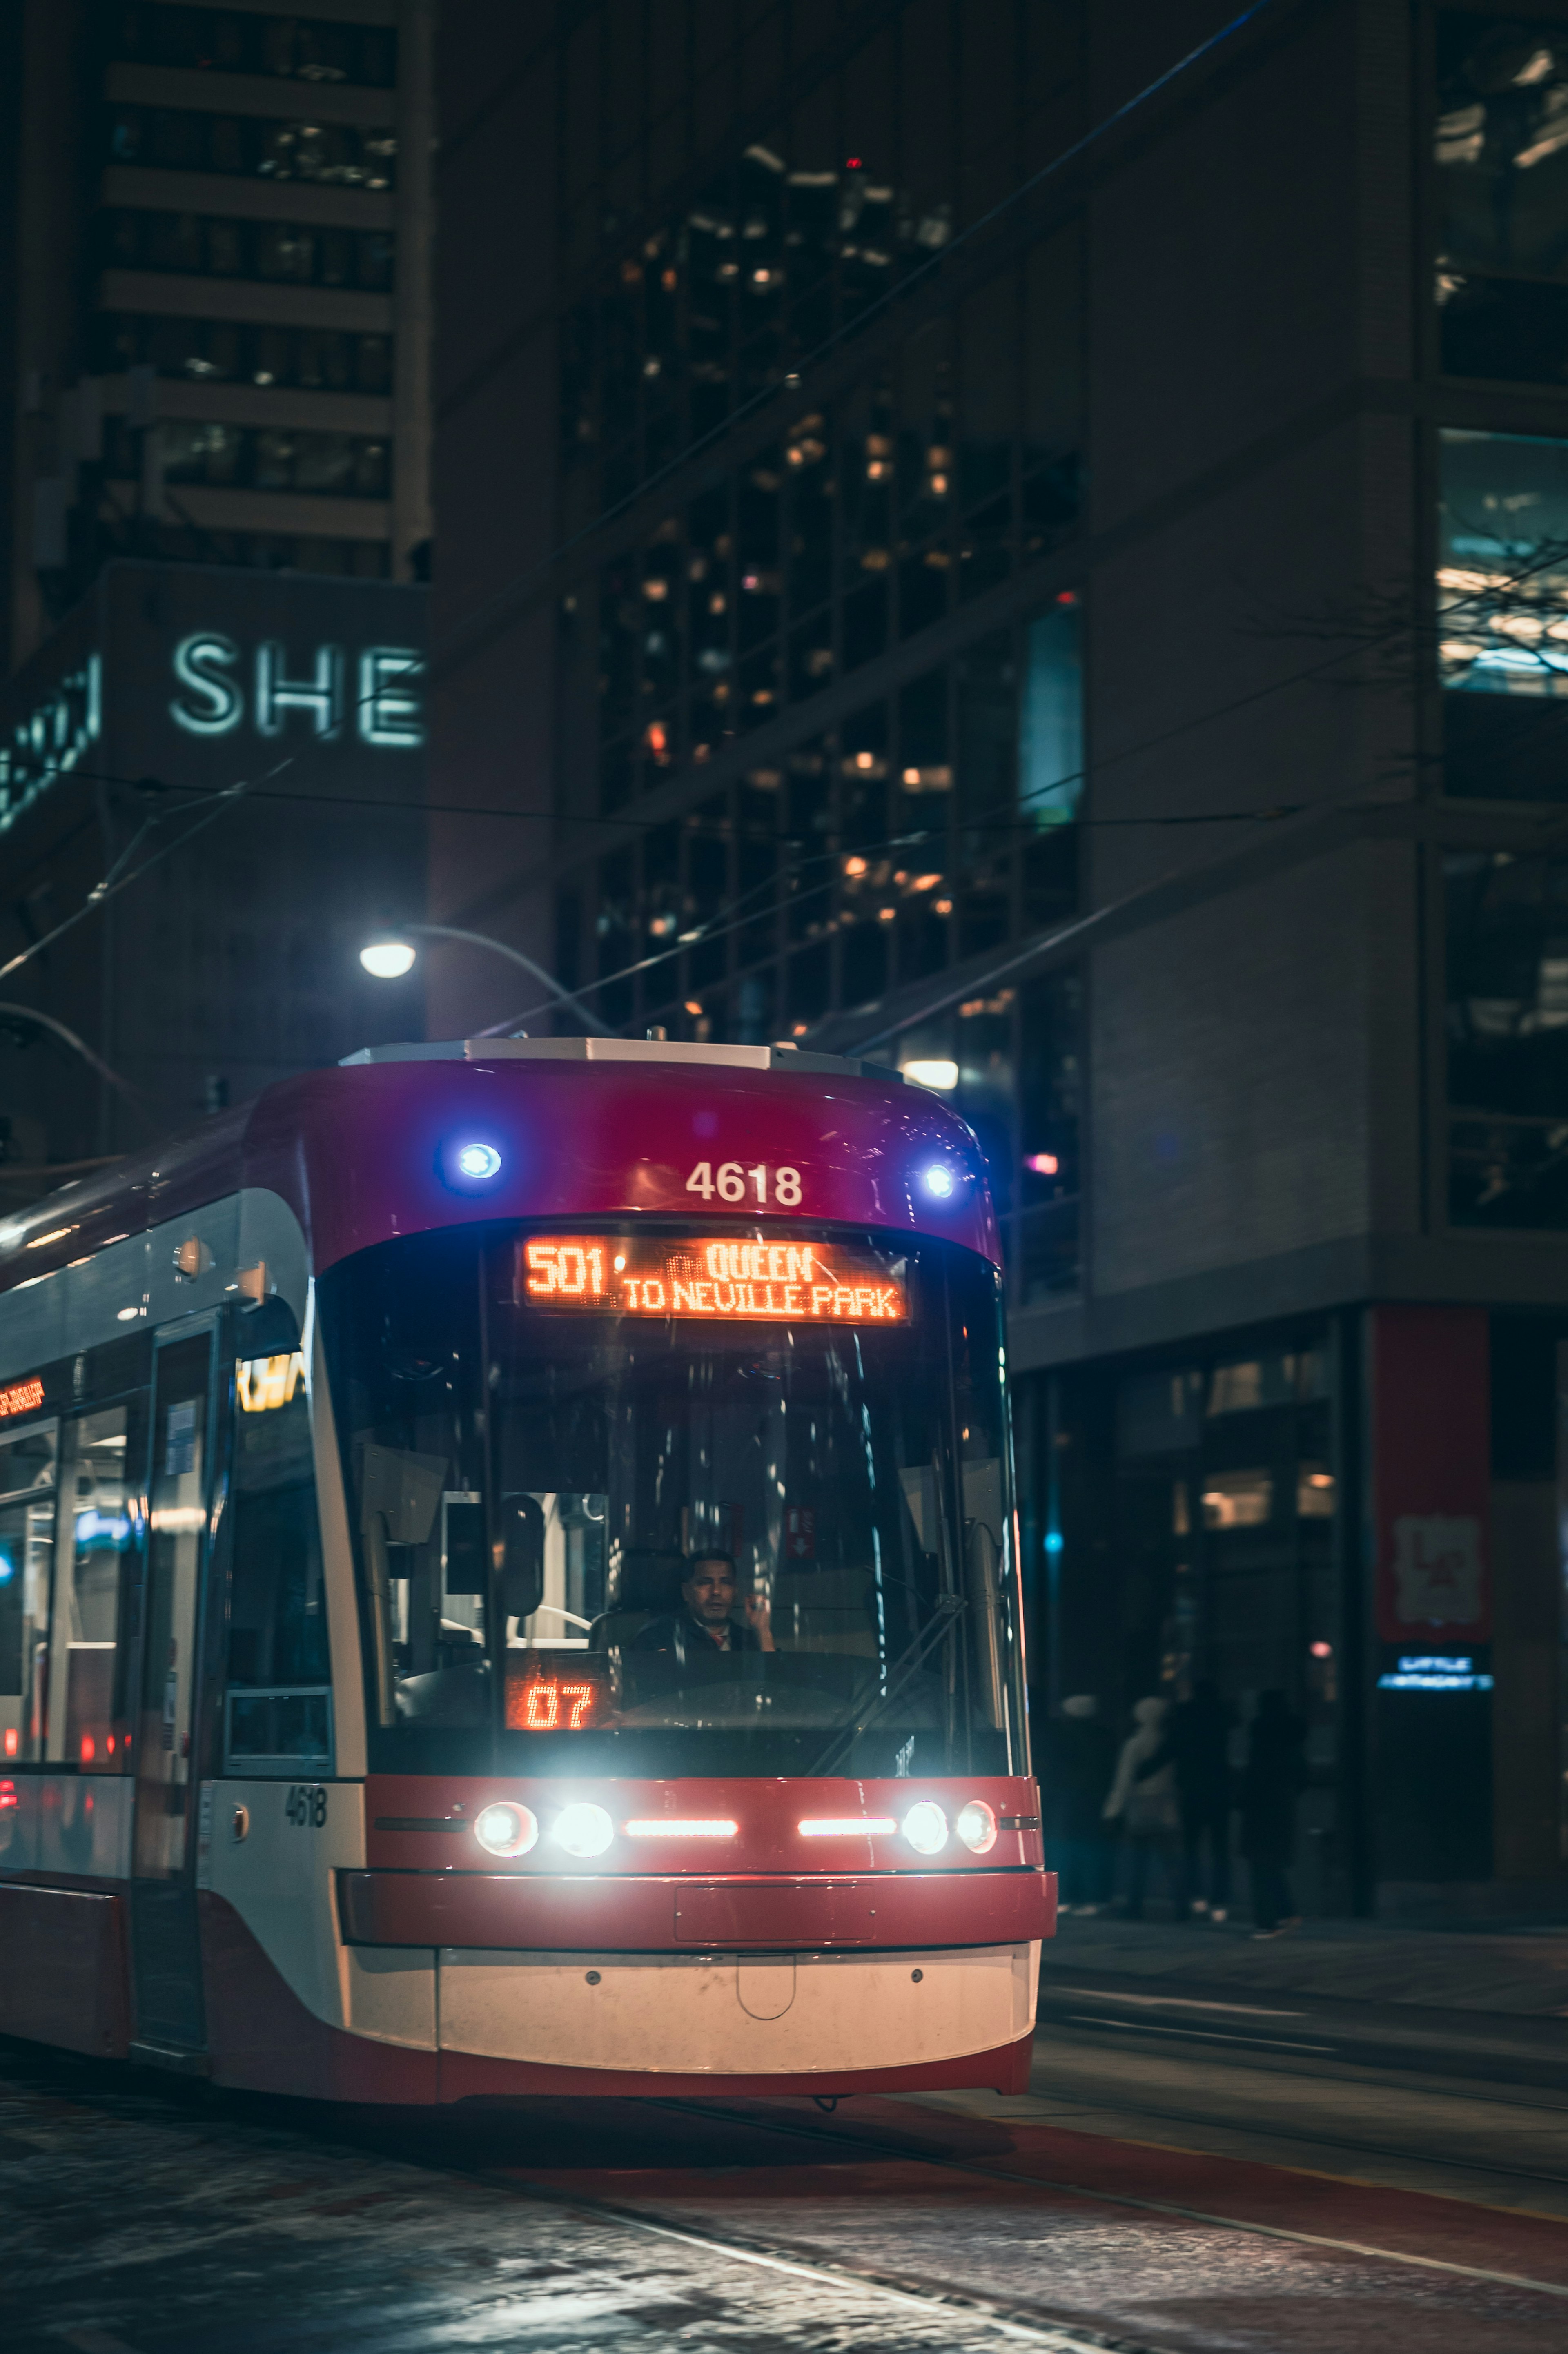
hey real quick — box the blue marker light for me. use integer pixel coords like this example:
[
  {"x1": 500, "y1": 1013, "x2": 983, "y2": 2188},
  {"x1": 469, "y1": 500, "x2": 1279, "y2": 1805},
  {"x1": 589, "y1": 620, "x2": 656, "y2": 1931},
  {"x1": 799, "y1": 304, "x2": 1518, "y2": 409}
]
[
  {"x1": 455, "y1": 1141, "x2": 502, "y2": 1181},
  {"x1": 0, "y1": 1551, "x2": 13, "y2": 1584},
  {"x1": 1044, "y1": 1529, "x2": 1064, "y2": 1556},
  {"x1": 921, "y1": 1163, "x2": 956, "y2": 1200}
]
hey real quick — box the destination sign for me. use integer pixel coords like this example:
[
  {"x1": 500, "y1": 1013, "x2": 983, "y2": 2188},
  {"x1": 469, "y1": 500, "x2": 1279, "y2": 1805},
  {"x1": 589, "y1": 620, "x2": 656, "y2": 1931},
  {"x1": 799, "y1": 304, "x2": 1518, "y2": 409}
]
[{"x1": 517, "y1": 1235, "x2": 909, "y2": 1323}]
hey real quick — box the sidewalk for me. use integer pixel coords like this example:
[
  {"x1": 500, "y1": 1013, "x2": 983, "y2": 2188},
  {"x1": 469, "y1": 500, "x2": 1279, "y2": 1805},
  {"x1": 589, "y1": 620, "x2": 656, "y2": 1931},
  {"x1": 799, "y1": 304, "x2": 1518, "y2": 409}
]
[{"x1": 1042, "y1": 1909, "x2": 1568, "y2": 2017}]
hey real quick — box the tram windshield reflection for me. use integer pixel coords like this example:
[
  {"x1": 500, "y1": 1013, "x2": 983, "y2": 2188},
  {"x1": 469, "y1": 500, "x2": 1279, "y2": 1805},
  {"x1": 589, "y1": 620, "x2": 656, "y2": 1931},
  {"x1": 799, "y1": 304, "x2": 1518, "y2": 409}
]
[{"x1": 321, "y1": 1222, "x2": 1024, "y2": 1777}]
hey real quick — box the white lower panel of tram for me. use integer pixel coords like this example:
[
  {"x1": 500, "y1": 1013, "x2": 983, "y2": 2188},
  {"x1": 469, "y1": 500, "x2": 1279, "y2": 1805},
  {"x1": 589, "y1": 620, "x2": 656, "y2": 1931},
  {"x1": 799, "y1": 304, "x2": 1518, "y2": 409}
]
[{"x1": 437, "y1": 1940, "x2": 1040, "y2": 2073}]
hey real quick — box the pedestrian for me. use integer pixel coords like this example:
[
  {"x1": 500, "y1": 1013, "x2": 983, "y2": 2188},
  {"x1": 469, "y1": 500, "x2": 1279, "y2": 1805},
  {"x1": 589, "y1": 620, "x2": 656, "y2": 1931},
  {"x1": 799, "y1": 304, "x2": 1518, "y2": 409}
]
[
  {"x1": 1240, "y1": 1688, "x2": 1308, "y2": 1938},
  {"x1": 1103, "y1": 1695, "x2": 1179, "y2": 1920},
  {"x1": 1041, "y1": 1694, "x2": 1118, "y2": 1912},
  {"x1": 1136, "y1": 1678, "x2": 1236, "y2": 1921}
]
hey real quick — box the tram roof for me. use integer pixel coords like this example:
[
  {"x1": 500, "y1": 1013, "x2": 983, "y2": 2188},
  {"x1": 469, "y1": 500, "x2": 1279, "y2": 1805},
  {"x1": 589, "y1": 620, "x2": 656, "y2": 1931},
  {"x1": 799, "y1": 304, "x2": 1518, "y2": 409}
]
[{"x1": 0, "y1": 1037, "x2": 1000, "y2": 1297}]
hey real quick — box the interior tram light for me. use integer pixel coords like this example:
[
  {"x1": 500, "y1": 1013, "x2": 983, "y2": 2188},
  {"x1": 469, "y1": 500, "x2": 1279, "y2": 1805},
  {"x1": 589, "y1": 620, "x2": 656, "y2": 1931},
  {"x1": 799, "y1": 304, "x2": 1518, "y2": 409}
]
[
  {"x1": 956, "y1": 1799, "x2": 998, "y2": 1854},
  {"x1": 551, "y1": 1800, "x2": 615, "y2": 1858},
  {"x1": 474, "y1": 1802, "x2": 538, "y2": 1858},
  {"x1": 360, "y1": 937, "x2": 417, "y2": 979},
  {"x1": 903, "y1": 1058, "x2": 959, "y2": 1091},
  {"x1": 901, "y1": 1801, "x2": 949, "y2": 1855}
]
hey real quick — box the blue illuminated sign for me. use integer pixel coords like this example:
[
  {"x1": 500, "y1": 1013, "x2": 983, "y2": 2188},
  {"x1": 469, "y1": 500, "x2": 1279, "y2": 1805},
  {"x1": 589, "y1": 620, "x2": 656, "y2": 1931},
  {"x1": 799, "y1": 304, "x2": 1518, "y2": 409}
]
[
  {"x1": 171, "y1": 635, "x2": 423, "y2": 747},
  {"x1": 0, "y1": 655, "x2": 102, "y2": 833},
  {"x1": 1377, "y1": 1654, "x2": 1494, "y2": 1692}
]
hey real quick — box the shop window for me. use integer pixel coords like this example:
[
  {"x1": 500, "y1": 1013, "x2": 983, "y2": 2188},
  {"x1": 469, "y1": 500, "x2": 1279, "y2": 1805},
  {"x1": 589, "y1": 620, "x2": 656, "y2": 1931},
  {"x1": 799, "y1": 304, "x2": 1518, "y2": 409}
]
[
  {"x1": 46, "y1": 1408, "x2": 140, "y2": 1772},
  {"x1": 1437, "y1": 16, "x2": 1568, "y2": 386},
  {"x1": 1439, "y1": 428, "x2": 1568, "y2": 801},
  {"x1": 1117, "y1": 1369, "x2": 1205, "y2": 1456},
  {"x1": 1208, "y1": 1352, "x2": 1325, "y2": 1414},
  {"x1": 1200, "y1": 1469, "x2": 1274, "y2": 1530}
]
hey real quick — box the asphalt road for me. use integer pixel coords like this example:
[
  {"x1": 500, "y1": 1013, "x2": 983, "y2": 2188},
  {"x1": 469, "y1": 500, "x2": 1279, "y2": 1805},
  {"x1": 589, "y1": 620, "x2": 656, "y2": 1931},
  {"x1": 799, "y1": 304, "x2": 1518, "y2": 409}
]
[{"x1": 6, "y1": 1990, "x2": 1568, "y2": 2354}]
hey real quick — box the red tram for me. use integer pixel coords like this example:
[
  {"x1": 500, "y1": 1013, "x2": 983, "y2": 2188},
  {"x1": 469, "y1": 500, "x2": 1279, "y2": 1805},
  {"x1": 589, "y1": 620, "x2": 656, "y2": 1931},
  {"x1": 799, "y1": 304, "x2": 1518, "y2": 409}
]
[{"x1": 0, "y1": 1036, "x2": 1052, "y2": 2101}]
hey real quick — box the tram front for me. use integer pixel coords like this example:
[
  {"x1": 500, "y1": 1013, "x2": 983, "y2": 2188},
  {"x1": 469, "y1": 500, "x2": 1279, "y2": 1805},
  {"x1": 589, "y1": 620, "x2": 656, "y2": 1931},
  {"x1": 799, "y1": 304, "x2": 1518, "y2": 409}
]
[{"x1": 218, "y1": 1041, "x2": 1051, "y2": 2100}]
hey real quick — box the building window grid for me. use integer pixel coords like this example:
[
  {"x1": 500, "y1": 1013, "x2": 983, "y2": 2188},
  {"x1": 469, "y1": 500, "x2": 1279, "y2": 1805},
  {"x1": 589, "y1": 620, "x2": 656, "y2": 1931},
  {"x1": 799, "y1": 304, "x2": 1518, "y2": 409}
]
[
  {"x1": 101, "y1": 5, "x2": 398, "y2": 90},
  {"x1": 551, "y1": 3, "x2": 1085, "y2": 1293},
  {"x1": 590, "y1": 374, "x2": 1078, "y2": 813}
]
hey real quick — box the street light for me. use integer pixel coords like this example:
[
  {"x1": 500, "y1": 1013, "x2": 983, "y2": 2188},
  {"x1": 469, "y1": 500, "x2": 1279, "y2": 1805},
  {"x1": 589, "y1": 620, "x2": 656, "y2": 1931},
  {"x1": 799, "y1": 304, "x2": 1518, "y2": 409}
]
[
  {"x1": 358, "y1": 922, "x2": 614, "y2": 1036},
  {"x1": 359, "y1": 938, "x2": 417, "y2": 979}
]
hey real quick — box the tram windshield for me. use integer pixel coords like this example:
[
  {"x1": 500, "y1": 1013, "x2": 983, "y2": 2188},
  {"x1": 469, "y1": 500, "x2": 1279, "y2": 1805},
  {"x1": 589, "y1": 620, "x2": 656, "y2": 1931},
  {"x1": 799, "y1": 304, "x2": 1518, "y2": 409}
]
[{"x1": 319, "y1": 1223, "x2": 1025, "y2": 1778}]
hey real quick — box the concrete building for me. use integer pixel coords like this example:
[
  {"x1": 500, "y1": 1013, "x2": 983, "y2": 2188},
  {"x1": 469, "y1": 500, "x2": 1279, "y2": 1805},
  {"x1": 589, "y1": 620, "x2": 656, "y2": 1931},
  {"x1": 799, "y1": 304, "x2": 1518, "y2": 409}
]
[
  {"x1": 3, "y1": 0, "x2": 435, "y2": 674},
  {"x1": 425, "y1": 0, "x2": 1568, "y2": 1914},
  {"x1": 0, "y1": 559, "x2": 426, "y2": 1180},
  {"x1": 0, "y1": 2, "x2": 434, "y2": 1203}
]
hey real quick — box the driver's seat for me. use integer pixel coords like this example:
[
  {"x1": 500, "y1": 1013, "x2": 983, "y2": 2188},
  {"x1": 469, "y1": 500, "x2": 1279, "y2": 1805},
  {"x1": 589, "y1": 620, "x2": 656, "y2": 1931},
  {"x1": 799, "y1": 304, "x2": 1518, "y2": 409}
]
[{"x1": 586, "y1": 1548, "x2": 686, "y2": 1652}]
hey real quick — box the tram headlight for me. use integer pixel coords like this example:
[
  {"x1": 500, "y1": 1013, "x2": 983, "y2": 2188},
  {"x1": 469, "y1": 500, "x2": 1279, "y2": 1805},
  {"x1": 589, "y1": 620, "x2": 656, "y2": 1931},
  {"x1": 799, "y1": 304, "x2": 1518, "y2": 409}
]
[
  {"x1": 901, "y1": 1800, "x2": 948, "y2": 1856},
  {"x1": 474, "y1": 1802, "x2": 538, "y2": 1859},
  {"x1": 956, "y1": 1799, "x2": 998, "y2": 1855},
  {"x1": 920, "y1": 1163, "x2": 956, "y2": 1200},
  {"x1": 551, "y1": 1800, "x2": 615, "y2": 1859},
  {"x1": 457, "y1": 1141, "x2": 501, "y2": 1180}
]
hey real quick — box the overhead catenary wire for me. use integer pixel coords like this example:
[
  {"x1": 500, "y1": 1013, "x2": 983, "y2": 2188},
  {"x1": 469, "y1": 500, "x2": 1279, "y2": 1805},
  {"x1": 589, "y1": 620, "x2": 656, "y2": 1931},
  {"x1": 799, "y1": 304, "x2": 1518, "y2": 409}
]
[
  {"x1": 3, "y1": 0, "x2": 1533, "y2": 1030},
  {"x1": 0, "y1": 0, "x2": 1291, "y2": 1007}
]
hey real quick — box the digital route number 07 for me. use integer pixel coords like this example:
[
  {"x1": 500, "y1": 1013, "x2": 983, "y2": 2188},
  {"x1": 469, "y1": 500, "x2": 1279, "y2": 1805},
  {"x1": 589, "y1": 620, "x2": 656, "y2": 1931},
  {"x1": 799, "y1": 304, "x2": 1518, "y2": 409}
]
[{"x1": 686, "y1": 1162, "x2": 801, "y2": 1206}]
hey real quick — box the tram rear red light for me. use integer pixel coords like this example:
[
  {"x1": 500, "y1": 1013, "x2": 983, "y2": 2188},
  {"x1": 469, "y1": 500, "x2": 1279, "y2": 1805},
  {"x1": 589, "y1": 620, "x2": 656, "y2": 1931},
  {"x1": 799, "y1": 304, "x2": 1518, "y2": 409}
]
[
  {"x1": 2, "y1": 1728, "x2": 16, "y2": 1757},
  {"x1": 0, "y1": 1781, "x2": 16, "y2": 1809}
]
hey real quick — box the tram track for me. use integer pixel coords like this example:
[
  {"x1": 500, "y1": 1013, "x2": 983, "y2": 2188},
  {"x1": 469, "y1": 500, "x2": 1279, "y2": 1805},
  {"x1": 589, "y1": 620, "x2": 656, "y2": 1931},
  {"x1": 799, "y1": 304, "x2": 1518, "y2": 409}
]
[
  {"x1": 490, "y1": 2174, "x2": 1162, "y2": 2353},
  {"x1": 612, "y1": 2093, "x2": 1568, "y2": 2297}
]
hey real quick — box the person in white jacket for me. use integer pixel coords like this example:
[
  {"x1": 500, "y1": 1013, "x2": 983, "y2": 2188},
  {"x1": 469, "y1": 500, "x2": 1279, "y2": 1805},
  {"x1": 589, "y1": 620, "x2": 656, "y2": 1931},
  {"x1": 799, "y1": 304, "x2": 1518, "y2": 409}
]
[{"x1": 1102, "y1": 1695, "x2": 1179, "y2": 1920}]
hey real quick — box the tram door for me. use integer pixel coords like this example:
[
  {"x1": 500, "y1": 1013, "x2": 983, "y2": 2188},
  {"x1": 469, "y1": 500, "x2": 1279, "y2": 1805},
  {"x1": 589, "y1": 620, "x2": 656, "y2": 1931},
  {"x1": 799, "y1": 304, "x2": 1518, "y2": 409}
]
[{"x1": 130, "y1": 1327, "x2": 217, "y2": 2053}]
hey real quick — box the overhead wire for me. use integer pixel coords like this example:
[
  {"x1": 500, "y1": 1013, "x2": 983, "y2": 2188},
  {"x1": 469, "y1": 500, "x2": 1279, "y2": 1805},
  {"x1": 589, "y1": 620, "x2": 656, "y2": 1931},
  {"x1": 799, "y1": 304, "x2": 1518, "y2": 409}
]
[
  {"x1": 10, "y1": 0, "x2": 1549, "y2": 1043},
  {"x1": 1, "y1": 0, "x2": 1288, "y2": 1009}
]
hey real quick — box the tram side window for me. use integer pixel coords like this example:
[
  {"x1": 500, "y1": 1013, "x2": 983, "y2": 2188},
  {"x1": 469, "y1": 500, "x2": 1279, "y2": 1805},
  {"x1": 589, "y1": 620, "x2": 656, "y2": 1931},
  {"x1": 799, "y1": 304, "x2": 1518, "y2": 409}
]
[
  {"x1": 0, "y1": 1420, "x2": 56, "y2": 1763},
  {"x1": 45, "y1": 1406, "x2": 141, "y2": 1771},
  {"x1": 226, "y1": 1351, "x2": 332, "y2": 1771}
]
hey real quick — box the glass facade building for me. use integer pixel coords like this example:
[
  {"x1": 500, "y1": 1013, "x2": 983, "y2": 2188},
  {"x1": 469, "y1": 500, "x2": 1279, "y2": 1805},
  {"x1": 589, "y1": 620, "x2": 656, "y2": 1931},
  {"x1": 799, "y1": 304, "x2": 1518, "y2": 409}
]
[{"x1": 429, "y1": 1, "x2": 1568, "y2": 1916}]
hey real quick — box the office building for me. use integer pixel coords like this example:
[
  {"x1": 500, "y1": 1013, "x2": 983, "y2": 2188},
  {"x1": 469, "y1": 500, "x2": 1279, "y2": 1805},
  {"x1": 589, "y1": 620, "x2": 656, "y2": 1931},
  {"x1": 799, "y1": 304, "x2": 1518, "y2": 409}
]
[
  {"x1": 428, "y1": 1, "x2": 1568, "y2": 1913},
  {"x1": 0, "y1": 560, "x2": 426, "y2": 1180},
  {"x1": 4, "y1": 0, "x2": 434, "y2": 673}
]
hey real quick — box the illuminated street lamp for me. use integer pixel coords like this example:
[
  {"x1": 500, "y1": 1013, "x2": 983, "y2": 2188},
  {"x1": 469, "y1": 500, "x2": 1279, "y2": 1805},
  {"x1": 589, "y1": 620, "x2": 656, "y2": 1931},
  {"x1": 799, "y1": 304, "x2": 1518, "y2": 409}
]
[
  {"x1": 360, "y1": 938, "x2": 416, "y2": 979},
  {"x1": 358, "y1": 922, "x2": 613, "y2": 1035}
]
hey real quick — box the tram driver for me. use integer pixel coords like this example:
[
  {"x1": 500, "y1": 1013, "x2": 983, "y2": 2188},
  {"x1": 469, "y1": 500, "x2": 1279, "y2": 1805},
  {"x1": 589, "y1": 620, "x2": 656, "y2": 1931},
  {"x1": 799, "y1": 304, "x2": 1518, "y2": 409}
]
[{"x1": 631, "y1": 1548, "x2": 776, "y2": 1662}]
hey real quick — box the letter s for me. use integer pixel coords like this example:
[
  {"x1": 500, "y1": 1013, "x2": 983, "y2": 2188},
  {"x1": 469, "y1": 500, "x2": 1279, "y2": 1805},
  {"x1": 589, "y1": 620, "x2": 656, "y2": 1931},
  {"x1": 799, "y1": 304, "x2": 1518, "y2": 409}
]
[{"x1": 171, "y1": 633, "x2": 243, "y2": 735}]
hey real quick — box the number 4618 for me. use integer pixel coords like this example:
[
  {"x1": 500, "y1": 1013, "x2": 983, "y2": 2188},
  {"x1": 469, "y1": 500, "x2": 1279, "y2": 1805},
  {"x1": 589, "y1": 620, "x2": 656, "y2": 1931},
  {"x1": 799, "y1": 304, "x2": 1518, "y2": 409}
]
[{"x1": 686, "y1": 1161, "x2": 802, "y2": 1207}]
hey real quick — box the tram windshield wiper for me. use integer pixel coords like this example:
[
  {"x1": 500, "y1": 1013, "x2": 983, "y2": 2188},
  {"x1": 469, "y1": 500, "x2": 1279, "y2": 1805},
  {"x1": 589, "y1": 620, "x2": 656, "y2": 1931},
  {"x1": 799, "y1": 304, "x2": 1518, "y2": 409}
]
[{"x1": 805, "y1": 1592, "x2": 965, "y2": 1778}]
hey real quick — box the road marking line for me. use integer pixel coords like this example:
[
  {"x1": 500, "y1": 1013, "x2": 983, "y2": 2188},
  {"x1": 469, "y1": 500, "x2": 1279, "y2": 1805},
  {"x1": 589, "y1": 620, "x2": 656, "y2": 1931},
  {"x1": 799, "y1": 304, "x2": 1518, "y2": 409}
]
[
  {"x1": 1044, "y1": 1987, "x2": 1306, "y2": 2017},
  {"x1": 1065, "y1": 2014, "x2": 1334, "y2": 2054}
]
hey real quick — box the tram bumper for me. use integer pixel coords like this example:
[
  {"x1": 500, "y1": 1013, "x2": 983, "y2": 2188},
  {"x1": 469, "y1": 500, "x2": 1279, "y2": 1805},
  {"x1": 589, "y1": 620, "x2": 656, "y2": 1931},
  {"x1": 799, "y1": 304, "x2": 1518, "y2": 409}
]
[{"x1": 436, "y1": 1939, "x2": 1040, "y2": 2078}]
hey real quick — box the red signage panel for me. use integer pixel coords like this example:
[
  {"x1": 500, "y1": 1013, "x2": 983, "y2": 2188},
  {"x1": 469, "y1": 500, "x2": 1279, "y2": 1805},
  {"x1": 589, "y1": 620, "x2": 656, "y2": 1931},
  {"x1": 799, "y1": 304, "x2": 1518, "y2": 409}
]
[{"x1": 1372, "y1": 1305, "x2": 1491, "y2": 1644}]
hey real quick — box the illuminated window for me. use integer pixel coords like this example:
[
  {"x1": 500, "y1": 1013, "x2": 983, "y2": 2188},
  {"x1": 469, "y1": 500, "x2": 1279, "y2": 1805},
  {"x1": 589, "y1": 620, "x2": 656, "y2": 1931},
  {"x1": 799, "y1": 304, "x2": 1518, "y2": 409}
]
[
  {"x1": 0, "y1": 1417, "x2": 57, "y2": 1765},
  {"x1": 226, "y1": 1348, "x2": 331, "y2": 1772},
  {"x1": 46, "y1": 1408, "x2": 137, "y2": 1773},
  {"x1": 1439, "y1": 429, "x2": 1568, "y2": 801},
  {"x1": 1200, "y1": 1470, "x2": 1274, "y2": 1530}
]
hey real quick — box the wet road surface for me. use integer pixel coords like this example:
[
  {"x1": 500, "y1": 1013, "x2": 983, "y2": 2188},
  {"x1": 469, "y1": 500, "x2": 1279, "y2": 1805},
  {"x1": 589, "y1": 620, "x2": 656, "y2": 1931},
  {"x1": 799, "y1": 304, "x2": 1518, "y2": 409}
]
[{"x1": 6, "y1": 2005, "x2": 1568, "y2": 2354}]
